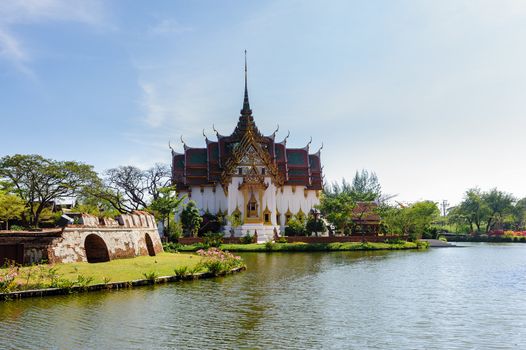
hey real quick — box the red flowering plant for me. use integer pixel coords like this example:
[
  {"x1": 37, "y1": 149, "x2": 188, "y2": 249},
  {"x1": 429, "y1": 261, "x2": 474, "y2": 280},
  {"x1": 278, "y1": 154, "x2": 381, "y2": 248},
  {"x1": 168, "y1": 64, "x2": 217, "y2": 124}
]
[{"x1": 196, "y1": 247, "x2": 245, "y2": 275}]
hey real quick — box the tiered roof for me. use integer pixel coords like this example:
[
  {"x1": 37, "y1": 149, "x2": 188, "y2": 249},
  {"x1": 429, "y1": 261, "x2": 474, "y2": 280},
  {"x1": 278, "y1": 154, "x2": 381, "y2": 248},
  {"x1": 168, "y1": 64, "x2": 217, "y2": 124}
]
[{"x1": 172, "y1": 55, "x2": 323, "y2": 191}]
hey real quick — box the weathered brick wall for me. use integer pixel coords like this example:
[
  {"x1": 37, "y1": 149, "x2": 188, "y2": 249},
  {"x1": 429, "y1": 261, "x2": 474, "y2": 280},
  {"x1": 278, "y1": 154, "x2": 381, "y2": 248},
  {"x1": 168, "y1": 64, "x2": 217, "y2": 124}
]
[
  {"x1": 48, "y1": 227, "x2": 163, "y2": 264},
  {"x1": 0, "y1": 212, "x2": 163, "y2": 265},
  {"x1": 0, "y1": 231, "x2": 62, "y2": 264}
]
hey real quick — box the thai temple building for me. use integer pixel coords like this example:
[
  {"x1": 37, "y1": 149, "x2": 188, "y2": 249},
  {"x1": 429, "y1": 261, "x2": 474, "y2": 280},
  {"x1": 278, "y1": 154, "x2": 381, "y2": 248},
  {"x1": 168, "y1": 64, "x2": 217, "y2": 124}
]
[{"x1": 171, "y1": 56, "x2": 323, "y2": 241}]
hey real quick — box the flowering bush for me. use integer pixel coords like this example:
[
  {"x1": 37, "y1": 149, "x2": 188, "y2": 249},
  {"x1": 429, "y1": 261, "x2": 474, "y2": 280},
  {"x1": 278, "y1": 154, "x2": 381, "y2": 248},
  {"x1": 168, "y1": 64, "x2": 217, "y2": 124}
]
[{"x1": 196, "y1": 248, "x2": 244, "y2": 275}]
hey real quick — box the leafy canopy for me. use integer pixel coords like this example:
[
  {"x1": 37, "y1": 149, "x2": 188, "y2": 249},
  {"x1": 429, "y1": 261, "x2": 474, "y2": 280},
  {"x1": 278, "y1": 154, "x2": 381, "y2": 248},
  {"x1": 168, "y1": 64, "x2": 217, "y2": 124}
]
[{"x1": 0, "y1": 154, "x2": 99, "y2": 227}]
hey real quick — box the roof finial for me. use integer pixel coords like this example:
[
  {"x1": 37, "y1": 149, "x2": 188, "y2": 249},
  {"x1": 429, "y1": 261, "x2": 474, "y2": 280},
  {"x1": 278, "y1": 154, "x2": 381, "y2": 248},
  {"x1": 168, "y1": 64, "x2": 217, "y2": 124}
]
[{"x1": 241, "y1": 50, "x2": 252, "y2": 116}]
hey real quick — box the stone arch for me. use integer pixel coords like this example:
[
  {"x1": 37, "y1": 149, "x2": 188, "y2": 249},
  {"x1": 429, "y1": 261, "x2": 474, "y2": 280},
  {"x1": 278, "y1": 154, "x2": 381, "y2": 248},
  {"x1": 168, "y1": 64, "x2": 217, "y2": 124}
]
[
  {"x1": 84, "y1": 234, "x2": 110, "y2": 263},
  {"x1": 145, "y1": 233, "x2": 156, "y2": 256}
]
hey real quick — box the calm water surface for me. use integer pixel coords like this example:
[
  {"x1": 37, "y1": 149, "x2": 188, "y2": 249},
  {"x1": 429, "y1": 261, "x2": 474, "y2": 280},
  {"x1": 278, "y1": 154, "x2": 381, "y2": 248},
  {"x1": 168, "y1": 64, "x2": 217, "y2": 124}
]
[{"x1": 1, "y1": 243, "x2": 525, "y2": 349}]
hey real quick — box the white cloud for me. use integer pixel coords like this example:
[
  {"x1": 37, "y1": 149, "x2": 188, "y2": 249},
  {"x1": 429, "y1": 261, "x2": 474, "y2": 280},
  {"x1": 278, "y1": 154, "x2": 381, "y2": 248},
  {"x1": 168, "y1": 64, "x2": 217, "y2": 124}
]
[
  {"x1": 139, "y1": 82, "x2": 167, "y2": 128},
  {"x1": 0, "y1": 0, "x2": 108, "y2": 76},
  {"x1": 0, "y1": 28, "x2": 32, "y2": 76},
  {"x1": 149, "y1": 18, "x2": 192, "y2": 35},
  {"x1": 0, "y1": 0, "x2": 107, "y2": 26}
]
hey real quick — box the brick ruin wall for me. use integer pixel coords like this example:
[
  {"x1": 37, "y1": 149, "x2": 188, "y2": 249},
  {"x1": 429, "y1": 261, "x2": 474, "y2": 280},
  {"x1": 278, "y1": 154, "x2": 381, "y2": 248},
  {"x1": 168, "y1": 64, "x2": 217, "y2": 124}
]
[{"x1": 0, "y1": 212, "x2": 163, "y2": 265}]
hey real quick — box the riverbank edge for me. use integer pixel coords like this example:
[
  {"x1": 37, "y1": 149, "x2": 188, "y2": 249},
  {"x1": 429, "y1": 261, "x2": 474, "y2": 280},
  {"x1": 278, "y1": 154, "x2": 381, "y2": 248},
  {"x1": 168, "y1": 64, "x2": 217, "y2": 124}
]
[
  {"x1": 173, "y1": 241, "x2": 429, "y2": 252},
  {"x1": 446, "y1": 236, "x2": 526, "y2": 243},
  {"x1": 1, "y1": 266, "x2": 246, "y2": 301}
]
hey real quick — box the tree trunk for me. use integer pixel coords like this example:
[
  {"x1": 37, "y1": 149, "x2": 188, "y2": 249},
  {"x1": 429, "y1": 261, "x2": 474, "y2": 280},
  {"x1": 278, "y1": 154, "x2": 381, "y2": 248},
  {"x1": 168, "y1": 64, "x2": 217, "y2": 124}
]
[
  {"x1": 486, "y1": 217, "x2": 493, "y2": 233},
  {"x1": 33, "y1": 203, "x2": 45, "y2": 228}
]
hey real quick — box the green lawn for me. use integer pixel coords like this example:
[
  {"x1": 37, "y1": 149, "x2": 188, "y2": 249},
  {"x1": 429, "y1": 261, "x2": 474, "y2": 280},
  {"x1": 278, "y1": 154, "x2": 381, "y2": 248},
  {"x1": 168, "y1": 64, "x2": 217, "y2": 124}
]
[
  {"x1": 5, "y1": 252, "x2": 202, "y2": 289},
  {"x1": 52, "y1": 252, "x2": 201, "y2": 283},
  {"x1": 176, "y1": 241, "x2": 427, "y2": 252}
]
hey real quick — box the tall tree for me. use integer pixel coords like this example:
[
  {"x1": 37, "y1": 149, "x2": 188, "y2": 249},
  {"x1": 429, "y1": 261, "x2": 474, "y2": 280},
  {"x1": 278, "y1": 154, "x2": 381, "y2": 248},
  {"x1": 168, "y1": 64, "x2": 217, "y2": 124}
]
[
  {"x1": 99, "y1": 164, "x2": 171, "y2": 213},
  {"x1": 350, "y1": 169, "x2": 382, "y2": 202},
  {"x1": 513, "y1": 198, "x2": 526, "y2": 230},
  {"x1": 456, "y1": 188, "x2": 490, "y2": 233},
  {"x1": 482, "y1": 188, "x2": 515, "y2": 232},
  {"x1": 0, "y1": 154, "x2": 99, "y2": 227},
  {"x1": 318, "y1": 183, "x2": 356, "y2": 235}
]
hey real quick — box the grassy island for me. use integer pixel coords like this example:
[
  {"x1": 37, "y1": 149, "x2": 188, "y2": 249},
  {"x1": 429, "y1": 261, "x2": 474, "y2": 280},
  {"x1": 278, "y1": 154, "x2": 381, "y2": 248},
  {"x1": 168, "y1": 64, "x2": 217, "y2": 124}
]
[{"x1": 1, "y1": 250, "x2": 245, "y2": 298}]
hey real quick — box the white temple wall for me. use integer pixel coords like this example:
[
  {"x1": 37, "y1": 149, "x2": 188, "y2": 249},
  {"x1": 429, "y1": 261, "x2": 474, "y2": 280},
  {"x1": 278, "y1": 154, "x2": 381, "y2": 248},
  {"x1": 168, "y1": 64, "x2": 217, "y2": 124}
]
[
  {"x1": 275, "y1": 186, "x2": 320, "y2": 230},
  {"x1": 179, "y1": 186, "x2": 228, "y2": 216},
  {"x1": 227, "y1": 177, "x2": 245, "y2": 216},
  {"x1": 262, "y1": 180, "x2": 277, "y2": 225},
  {"x1": 178, "y1": 181, "x2": 319, "y2": 239}
]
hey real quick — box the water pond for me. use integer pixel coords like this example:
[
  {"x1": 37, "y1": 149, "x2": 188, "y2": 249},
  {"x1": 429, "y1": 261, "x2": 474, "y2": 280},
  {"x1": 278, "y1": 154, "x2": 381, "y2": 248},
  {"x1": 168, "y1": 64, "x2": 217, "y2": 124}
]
[{"x1": 1, "y1": 243, "x2": 525, "y2": 349}]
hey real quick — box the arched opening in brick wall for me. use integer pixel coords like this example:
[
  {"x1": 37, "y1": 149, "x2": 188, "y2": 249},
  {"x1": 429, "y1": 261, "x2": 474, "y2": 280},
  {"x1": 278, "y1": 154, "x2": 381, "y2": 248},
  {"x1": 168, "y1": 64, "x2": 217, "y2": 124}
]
[
  {"x1": 145, "y1": 233, "x2": 156, "y2": 256},
  {"x1": 84, "y1": 234, "x2": 110, "y2": 263}
]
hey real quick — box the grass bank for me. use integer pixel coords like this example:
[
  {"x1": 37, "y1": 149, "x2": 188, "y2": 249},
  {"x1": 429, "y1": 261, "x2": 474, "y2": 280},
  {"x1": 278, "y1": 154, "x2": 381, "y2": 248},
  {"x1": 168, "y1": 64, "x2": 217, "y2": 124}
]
[
  {"x1": 1, "y1": 251, "x2": 245, "y2": 298},
  {"x1": 173, "y1": 241, "x2": 428, "y2": 252}
]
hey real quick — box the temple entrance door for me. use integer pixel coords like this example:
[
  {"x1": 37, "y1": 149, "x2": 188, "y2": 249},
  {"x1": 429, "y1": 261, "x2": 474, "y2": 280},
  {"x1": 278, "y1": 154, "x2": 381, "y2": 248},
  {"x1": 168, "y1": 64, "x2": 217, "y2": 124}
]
[{"x1": 247, "y1": 192, "x2": 259, "y2": 218}]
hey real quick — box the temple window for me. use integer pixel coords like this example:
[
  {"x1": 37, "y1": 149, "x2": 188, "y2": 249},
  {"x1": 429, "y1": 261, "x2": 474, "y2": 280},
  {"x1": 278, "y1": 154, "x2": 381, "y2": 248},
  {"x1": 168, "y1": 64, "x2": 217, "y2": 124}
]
[
  {"x1": 261, "y1": 168, "x2": 266, "y2": 175},
  {"x1": 263, "y1": 207, "x2": 272, "y2": 224},
  {"x1": 238, "y1": 167, "x2": 243, "y2": 175}
]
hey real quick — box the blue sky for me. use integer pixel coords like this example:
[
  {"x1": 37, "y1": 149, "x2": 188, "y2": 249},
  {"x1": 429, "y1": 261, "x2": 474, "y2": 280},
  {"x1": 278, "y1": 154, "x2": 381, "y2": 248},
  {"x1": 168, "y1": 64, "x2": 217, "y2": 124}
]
[{"x1": 1, "y1": 0, "x2": 526, "y2": 205}]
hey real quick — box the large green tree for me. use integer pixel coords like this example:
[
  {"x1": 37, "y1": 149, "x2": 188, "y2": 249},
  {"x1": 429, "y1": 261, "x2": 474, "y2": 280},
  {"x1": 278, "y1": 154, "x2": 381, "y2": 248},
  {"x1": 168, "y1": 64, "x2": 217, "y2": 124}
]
[
  {"x1": 513, "y1": 198, "x2": 526, "y2": 230},
  {"x1": 448, "y1": 188, "x2": 516, "y2": 233},
  {"x1": 318, "y1": 183, "x2": 356, "y2": 235},
  {"x1": 482, "y1": 188, "x2": 515, "y2": 232},
  {"x1": 382, "y1": 201, "x2": 440, "y2": 240},
  {"x1": 0, "y1": 192, "x2": 25, "y2": 230},
  {"x1": 0, "y1": 154, "x2": 99, "y2": 227},
  {"x1": 92, "y1": 164, "x2": 171, "y2": 213},
  {"x1": 455, "y1": 188, "x2": 490, "y2": 232}
]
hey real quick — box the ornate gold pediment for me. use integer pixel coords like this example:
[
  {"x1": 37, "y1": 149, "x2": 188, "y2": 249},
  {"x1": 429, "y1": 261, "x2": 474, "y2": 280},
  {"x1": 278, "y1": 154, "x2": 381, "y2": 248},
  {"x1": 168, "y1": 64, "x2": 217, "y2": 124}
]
[{"x1": 221, "y1": 126, "x2": 283, "y2": 189}]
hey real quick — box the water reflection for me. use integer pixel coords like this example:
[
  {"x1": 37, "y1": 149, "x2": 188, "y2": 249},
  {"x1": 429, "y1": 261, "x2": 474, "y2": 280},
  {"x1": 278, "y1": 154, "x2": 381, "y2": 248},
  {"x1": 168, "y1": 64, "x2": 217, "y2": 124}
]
[{"x1": 1, "y1": 244, "x2": 525, "y2": 349}]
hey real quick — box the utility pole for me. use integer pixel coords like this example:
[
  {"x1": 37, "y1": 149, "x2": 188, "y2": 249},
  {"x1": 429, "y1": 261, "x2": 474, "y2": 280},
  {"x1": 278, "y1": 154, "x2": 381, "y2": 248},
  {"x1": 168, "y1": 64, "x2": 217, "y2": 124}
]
[{"x1": 441, "y1": 200, "x2": 449, "y2": 217}]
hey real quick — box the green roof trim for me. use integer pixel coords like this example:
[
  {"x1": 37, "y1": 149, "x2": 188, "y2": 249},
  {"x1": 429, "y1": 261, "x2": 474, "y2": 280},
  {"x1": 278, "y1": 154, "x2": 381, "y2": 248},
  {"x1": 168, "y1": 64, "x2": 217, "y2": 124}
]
[{"x1": 287, "y1": 151, "x2": 305, "y2": 165}]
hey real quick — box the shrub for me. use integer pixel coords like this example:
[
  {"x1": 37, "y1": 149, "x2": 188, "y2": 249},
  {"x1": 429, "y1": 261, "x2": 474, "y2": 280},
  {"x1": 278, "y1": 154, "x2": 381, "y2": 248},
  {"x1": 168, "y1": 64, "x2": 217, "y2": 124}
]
[
  {"x1": 240, "y1": 233, "x2": 254, "y2": 244},
  {"x1": 75, "y1": 275, "x2": 94, "y2": 290},
  {"x1": 142, "y1": 271, "x2": 158, "y2": 284},
  {"x1": 416, "y1": 240, "x2": 430, "y2": 249},
  {"x1": 174, "y1": 265, "x2": 189, "y2": 277},
  {"x1": 285, "y1": 215, "x2": 306, "y2": 236},
  {"x1": 168, "y1": 220, "x2": 183, "y2": 241},
  {"x1": 438, "y1": 235, "x2": 448, "y2": 242},
  {"x1": 276, "y1": 236, "x2": 288, "y2": 244},
  {"x1": 163, "y1": 242, "x2": 182, "y2": 253},
  {"x1": 196, "y1": 248, "x2": 244, "y2": 276},
  {"x1": 384, "y1": 237, "x2": 405, "y2": 244},
  {"x1": 265, "y1": 240, "x2": 274, "y2": 251},
  {"x1": 203, "y1": 232, "x2": 224, "y2": 247}
]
